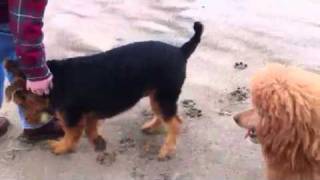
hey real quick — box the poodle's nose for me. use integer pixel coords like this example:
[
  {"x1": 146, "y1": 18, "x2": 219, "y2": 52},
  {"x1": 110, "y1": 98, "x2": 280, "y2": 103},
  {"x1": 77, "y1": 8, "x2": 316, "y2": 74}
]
[{"x1": 233, "y1": 115, "x2": 240, "y2": 124}]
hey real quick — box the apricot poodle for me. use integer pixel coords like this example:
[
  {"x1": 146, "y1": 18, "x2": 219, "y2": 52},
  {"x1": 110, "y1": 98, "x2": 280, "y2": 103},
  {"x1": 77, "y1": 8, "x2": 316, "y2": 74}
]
[{"x1": 234, "y1": 63, "x2": 320, "y2": 180}]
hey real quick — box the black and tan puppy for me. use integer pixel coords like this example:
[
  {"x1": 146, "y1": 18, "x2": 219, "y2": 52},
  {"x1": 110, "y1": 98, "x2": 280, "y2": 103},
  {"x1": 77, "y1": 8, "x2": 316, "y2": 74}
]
[{"x1": 5, "y1": 22, "x2": 203, "y2": 159}]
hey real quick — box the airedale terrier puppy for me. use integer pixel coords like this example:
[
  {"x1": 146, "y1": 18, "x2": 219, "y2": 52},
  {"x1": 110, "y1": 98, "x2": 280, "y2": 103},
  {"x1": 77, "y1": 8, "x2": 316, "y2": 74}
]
[{"x1": 5, "y1": 22, "x2": 203, "y2": 160}]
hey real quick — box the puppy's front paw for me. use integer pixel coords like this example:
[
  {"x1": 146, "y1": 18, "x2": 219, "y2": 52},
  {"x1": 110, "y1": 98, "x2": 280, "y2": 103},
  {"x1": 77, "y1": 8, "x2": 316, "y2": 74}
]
[
  {"x1": 48, "y1": 140, "x2": 71, "y2": 155},
  {"x1": 158, "y1": 143, "x2": 176, "y2": 161}
]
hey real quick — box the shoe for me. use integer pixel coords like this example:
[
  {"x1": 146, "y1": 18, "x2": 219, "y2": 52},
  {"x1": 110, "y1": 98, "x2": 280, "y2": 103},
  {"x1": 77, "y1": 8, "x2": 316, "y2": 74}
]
[
  {"x1": 18, "y1": 119, "x2": 64, "y2": 143},
  {"x1": 0, "y1": 117, "x2": 10, "y2": 137}
]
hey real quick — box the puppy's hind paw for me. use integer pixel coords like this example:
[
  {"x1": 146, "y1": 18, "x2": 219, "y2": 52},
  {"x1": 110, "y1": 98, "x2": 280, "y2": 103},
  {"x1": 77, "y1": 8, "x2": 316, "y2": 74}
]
[{"x1": 157, "y1": 144, "x2": 176, "y2": 161}]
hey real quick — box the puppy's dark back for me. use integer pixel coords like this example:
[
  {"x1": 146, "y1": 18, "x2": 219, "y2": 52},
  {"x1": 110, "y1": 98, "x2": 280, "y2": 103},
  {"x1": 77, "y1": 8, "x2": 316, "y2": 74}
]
[
  {"x1": 47, "y1": 22, "x2": 203, "y2": 126},
  {"x1": 48, "y1": 41, "x2": 187, "y2": 123}
]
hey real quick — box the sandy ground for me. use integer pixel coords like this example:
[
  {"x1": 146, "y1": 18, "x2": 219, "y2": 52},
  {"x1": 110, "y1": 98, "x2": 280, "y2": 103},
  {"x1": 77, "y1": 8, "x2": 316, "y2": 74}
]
[{"x1": 1, "y1": 0, "x2": 320, "y2": 179}]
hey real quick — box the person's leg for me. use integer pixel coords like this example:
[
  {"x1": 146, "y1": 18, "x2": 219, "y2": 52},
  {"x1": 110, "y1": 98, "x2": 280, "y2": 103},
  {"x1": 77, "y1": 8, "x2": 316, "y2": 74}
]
[
  {"x1": 0, "y1": 23, "x2": 42, "y2": 130},
  {"x1": 0, "y1": 23, "x2": 63, "y2": 141},
  {"x1": 0, "y1": 24, "x2": 12, "y2": 106},
  {"x1": 0, "y1": 23, "x2": 13, "y2": 137},
  {"x1": 0, "y1": 57, "x2": 4, "y2": 106}
]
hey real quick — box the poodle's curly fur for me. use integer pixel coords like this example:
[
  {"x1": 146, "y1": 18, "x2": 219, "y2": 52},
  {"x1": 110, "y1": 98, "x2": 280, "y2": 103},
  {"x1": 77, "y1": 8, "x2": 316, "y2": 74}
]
[{"x1": 250, "y1": 63, "x2": 320, "y2": 180}]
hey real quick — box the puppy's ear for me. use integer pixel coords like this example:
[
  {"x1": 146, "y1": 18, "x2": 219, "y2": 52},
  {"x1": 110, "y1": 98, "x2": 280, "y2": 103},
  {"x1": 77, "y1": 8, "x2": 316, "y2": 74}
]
[
  {"x1": 3, "y1": 59, "x2": 25, "y2": 79},
  {"x1": 5, "y1": 78, "x2": 26, "y2": 102},
  {"x1": 5, "y1": 86, "x2": 26, "y2": 105},
  {"x1": 12, "y1": 90, "x2": 27, "y2": 105}
]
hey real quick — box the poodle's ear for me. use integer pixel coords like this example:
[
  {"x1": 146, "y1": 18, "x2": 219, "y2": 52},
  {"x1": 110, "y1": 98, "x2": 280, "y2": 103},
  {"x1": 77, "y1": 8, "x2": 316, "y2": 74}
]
[
  {"x1": 311, "y1": 142, "x2": 320, "y2": 161},
  {"x1": 254, "y1": 85, "x2": 315, "y2": 167},
  {"x1": 250, "y1": 63, "x2": 320, "y2": 168},
  {"x1": 308, "y1": 118, "x2": 320, "y2": 161},
  {"x1": 3, "y1": 58, "x2": 25, "y2": 79}
]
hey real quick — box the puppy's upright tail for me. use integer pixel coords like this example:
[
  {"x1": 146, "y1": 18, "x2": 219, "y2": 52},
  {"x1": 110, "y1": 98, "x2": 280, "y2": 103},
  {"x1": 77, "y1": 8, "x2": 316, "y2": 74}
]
[{"x1": 180, "y1": 21, "x2": 204, "y2": 59}]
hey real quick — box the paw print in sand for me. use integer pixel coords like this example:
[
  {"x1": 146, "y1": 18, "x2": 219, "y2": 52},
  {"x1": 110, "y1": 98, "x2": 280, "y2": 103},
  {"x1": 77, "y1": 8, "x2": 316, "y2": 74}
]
[{"x1": 182, "y1": 99, "x2": 203, "y2": 118}]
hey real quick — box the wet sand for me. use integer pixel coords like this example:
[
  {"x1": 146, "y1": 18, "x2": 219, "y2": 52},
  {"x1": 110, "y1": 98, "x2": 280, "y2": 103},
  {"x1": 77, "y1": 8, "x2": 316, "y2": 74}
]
[{"x1": 1, "y1": 0, "x2": 320, "y2": 179}]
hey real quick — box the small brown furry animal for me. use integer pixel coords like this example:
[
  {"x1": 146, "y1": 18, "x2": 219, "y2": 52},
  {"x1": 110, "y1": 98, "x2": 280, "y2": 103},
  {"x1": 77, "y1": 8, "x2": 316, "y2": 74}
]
[{"x1": 234, "y1": 63, "x2": 320, "y2": 180}]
